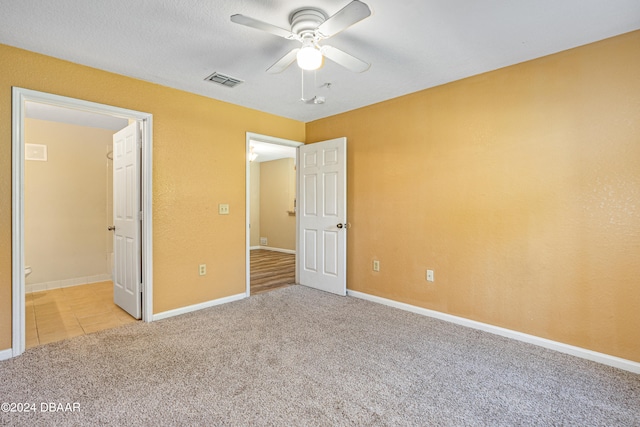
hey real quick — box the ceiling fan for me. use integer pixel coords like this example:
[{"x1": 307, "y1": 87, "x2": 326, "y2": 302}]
[{"x1": 231, "y1": 0, "x2": 371, "y2": 74}]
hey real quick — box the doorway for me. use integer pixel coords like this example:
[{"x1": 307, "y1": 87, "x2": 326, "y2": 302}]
[
  {"x1": 23, "y1": 103, "x2": 135, "y2": 347},
  {"x1": 245, "y1": 133, "x2": 303, "y2": 296},
  {"x1": 11, "y1": 88, "x2": 153, "y2": 357}
]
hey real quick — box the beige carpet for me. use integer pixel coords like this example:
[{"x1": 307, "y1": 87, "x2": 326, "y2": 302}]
[{"x1": 1, "y1": 286, "x2": 638, "y2": 426}]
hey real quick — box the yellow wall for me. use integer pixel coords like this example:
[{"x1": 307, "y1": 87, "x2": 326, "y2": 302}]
[
  {"x1": 249, "y1": 161, "x2": 261, "y2": 247},
  {"x1": 25, "y1": 119, "x2": 114, "y2": 286},
  {"x1": 306, "y1": 31, "x2": 640, "y2": 362},
  {"x1": 2, "y1": 31, "x2": 639, "y2": 363},
  {"x1": 0, "y1": 44, "x2": 305, "y2": 350},
  {"x1": 259, "y1": 158, "x2": 296, "y2": 251}
]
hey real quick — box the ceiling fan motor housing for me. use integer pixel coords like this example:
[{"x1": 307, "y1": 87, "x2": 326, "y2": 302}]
[
  {"x1": 289, "y1": 8, "x2": 327, "y2": 38},
  {"x1": 231, "y1": 1, "x2": 371, "y2": 74}
]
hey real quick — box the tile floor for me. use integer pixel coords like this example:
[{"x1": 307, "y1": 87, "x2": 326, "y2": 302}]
[{"x1": 26, "y1": 281, "x2": 138, "y2": 349}]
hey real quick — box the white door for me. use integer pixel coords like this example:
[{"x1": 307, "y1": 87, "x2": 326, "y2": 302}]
[
  {"x1": 297, "y1": 137, "x2": 347, "y2": 296},
  {"x1": 112, "y1": 122, "x2": 141, "y2": 318}
]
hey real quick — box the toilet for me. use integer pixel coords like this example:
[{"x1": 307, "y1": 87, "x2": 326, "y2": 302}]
[{"x1": 25, "y1": 266, "x2": 32, "y2": 277}]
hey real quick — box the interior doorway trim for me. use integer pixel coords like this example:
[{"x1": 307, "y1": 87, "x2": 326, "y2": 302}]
[
  {"x1": 245, "y1": 132, "x2": 303, "y2": 296},
  {"x1": 11, "y1": 87, "x2": 154, "y2": 358}
]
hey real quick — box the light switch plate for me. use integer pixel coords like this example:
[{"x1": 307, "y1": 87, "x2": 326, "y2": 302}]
[{"x1": 218, "y1": 204, "x2": 230, "y2": 215}]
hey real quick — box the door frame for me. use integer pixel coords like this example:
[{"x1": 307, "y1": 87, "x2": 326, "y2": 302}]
[
  {"x1": 11, "y1": 87, "x2": 154, "y2": 357},
  {"x1": 245, "y1": 132, "x2": 303, "y2": 296}
]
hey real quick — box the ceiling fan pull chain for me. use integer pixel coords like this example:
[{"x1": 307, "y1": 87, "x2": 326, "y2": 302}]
[{"x1": 301, "y1": 69, "x2": 313, "y2": 103}]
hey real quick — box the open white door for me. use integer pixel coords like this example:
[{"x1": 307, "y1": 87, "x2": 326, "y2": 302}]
[
  {"x1": 112, "y1": 121, "x2": 141, "y2": 319},
  {"x1": 297, "y1": 137, "x2": 347, "y2": 296}
]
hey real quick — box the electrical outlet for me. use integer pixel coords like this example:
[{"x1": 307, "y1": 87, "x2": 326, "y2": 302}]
[
  {"x1": 260, "y1": 237, "x2": 268, "y2": 246},
  {"x1": 199, "y1": 264, "x2": 207, "y2": 276},
  {"x1": 373, "y1": 260, "x2": 380, "y2": 272},
  {"x1": 426, "y1": 269, "x2": 434, "y2": 282},
  {"x1": 218, "y1": 204, "x2": 230, "y2": 215}
]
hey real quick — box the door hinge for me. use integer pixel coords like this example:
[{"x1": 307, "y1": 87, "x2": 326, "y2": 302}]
[{"x1": 138, "y1": 211, "x2": 143, "y2": 221}]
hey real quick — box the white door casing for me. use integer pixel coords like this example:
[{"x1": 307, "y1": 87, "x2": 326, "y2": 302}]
[
  {"x1": 10, "y1": 87, "x2": 153, "y2": 359},
  {"x1": 244, "y1": 132, "x2": 303, "y2": 296},
  {"x1": 297, "y1": 137, "x2": 347, "y2": 296},
  {"x1": 113, "y1": 122, "x2": 141, "y2": 318}
]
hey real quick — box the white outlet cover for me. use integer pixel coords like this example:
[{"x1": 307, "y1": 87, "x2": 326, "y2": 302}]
[{"x1": 218, "y1": 204, "x2": 230, "y2": 215}]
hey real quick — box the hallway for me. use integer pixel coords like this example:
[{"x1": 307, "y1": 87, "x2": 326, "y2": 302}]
[{"x1": 250, "y1": 249, "x2": 295, "y2": 295}]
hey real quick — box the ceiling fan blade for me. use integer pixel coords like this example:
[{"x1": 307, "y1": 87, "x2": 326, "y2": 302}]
[
  {"x1": 316, "y1": 1, "x2": 371, "y2": 38},
  {"x1": 230, "y1": 14, "x2": 295, "y2": 39},
  {"x1": 321, "y1": 45, "x2": 370, "y2": 73},
  {"x1": 267, "y1": 48, "x2": 300, "y2": 73}
]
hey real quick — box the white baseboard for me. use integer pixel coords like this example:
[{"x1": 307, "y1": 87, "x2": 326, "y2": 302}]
[
  {"x1": 0, "y1": 348, "x2": 13, "y2": 361},
  {"x1": 27, "y1": 274, "x2": 112, "y2": 294},
  {"x1": 347, "y1": 290, "x2": 640, "y2": 374},
  {"x1": 255, "y1": 246, "x2": 296, "y2": 254},
  {"x1": 153, "y1": 293, "x2": 246, "y2": 321}
]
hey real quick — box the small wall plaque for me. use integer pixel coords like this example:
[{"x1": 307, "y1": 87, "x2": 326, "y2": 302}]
[{"x1": 26, "y1": 143, "x2": 48, "y2": 161}]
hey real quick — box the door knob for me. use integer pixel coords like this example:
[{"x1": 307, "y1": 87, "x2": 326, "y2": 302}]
[
  {"x1": 107, "y1": 226, "x2": 116, "y2": 231},
  {"x1": 336, "y1": 223, "x2": 351, "y2": 229},
  {"x1": 337, "y1": 223, "x2": 343, "y2": 229}
]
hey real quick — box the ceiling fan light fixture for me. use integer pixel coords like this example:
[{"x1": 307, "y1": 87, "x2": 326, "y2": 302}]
[
  {"x1": 297, "y1": 45, "x2": 323, "y2": 70},
  {"x1": 231, "y1": 1, "x2": 371, "y2": 73}
]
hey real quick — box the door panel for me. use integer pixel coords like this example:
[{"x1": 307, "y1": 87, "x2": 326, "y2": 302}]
[
  {"x1": 304, "y1": 230, "x2": 318, "y2": 271},
  {"x1": 324, "y1": 231, "x2": 338, "y2": 276},
  {"x1": 324, "y1": 172, "x2": 338, "y2": 215},
  {"x1": 297, "y1": 137, "x2": 347, "y2": 296},
  {"x1": 113, "y1": 121, "x2": 141, "y2": 319},
  {"x1": 304, "y1": 174, "x2": 317, "y2": 215}
]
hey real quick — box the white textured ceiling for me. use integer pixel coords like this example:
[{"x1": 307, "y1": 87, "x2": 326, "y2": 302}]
[
  {"x1": 250, "y1": 140, "x2": 297, "y2": 163},
  {"x1": 2, "y1": 0, "x2": 639, "y2": 123},
  {"x1": 25, "y1": 102, "x2": 129, "y2": 131}
]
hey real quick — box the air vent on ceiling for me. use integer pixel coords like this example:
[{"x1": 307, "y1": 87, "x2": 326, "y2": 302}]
[{"x1": 204, "y1": 72, "x2": 244, "y2": 88}]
